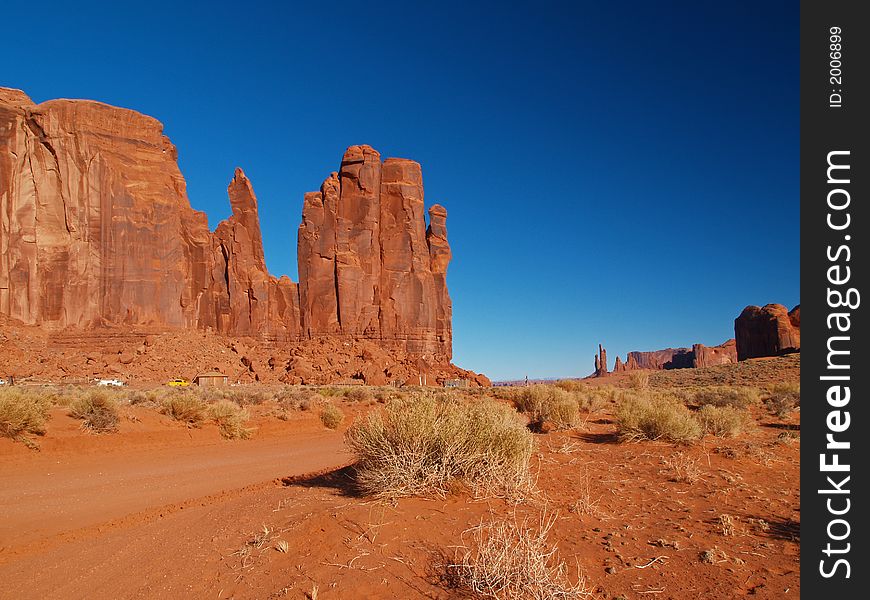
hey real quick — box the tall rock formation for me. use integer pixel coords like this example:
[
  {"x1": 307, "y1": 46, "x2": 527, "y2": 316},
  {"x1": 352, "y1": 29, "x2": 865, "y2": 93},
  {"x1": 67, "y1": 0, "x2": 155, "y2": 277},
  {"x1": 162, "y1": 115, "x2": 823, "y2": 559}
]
[
  {"x1": 299, "y1": 146, "x2": 453, "y2": 361},
  {"x1": 593, "y1": 344, "x2": 608, "y2": 376},
  {"x1": 734, "y1": 303, "x2": 801, "y2": 361},
  {"x1": 1, "y1": 89, "x2": 456, "y2": 366}
]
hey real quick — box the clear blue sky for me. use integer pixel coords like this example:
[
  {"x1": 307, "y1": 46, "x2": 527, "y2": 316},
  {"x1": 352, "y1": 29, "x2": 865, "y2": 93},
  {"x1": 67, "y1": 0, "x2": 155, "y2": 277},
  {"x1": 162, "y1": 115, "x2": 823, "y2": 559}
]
[{"x1": 3, "y1": 1, "x2": 798, "y2": 381}]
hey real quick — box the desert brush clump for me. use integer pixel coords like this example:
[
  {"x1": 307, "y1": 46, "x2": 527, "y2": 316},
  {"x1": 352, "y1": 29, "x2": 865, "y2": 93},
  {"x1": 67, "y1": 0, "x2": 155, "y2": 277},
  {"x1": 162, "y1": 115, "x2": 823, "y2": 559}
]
[
  {"x1": 346, "y1": 394, "x2": 535, "y2": 499},
  {"x1": 160, "y1": 392, "x2": 207, "y2": 427},
  {"x1": 697, "y1": 405, "x2": 752, "y2": 438},
  {"x1": 319, "y1": 403, "x2": 345, "y2": 429},
  {"x1": 208, "y1": 400, "x2": 252, "y2": 439},
  {"x1": 764, "y1": 382, "x2": 800, "y2": 417},
  {"x1": 444, "y1": 511, "x2": 591, "y2": 600},
  {"x1": 628, "y1": 371, "x2": 650, "y2": 391},
  {"x1": 276, "y1": 386, "x2": 320, "y2": 411},
  {"x1": 0, "y1": 387, "x2": 52, "y2": 445},
  {"x1": 343, "y1": 387, "x2": 373, "y2": 403},
  {"x1": 616, "y1": 391, "x2": 702, "y2": 443},
  {"x1": 513, "y1": 385, "x2": 580, "y2": 430},
  {"x1": 68, "y1": 390, "x2": 120, "y2": 433},
  {"x1": 693, "y1": 385, "x2": 759, "y2": 409}
]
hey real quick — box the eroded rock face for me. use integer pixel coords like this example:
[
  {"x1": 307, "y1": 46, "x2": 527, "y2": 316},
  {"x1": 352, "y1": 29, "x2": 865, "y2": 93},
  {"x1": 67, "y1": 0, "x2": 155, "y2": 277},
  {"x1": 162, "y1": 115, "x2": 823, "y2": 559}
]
[
  {"x1": 604, "y1": 339, "x2": 737, "y2": 373},
  {"x1": 735, "y1": 304, "x2": 801, "y2": 361},
  {"x1": 627, "y1": 348, "x2": 694, "y2": 370},
  {"x1": 0, "y1": 89, "x2": 459, "y2": 373},
  {"x1": 299, "y1": 146, "x2": 453, "y2": 361},
  {"x1": 693, "y1": 339, "x2": 738, "y2": 368}
]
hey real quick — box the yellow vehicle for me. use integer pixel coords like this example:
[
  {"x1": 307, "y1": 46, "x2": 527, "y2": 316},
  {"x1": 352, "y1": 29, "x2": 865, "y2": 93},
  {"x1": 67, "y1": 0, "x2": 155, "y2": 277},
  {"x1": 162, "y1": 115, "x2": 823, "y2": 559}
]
[{"x1": 167, "y1": 378, "x2": 190, "y2": 387}]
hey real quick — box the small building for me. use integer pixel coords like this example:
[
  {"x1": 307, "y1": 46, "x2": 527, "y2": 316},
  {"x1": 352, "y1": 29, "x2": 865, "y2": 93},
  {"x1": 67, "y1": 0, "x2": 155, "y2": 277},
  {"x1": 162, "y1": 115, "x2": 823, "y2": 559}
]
[{"x1": 194, "y1": 371, "x2": 228, "y2": 387}]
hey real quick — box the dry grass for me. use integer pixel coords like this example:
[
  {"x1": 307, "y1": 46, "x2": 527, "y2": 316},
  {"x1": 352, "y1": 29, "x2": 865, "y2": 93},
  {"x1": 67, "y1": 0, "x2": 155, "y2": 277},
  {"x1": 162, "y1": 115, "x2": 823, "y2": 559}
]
[
  {"x1": 343, "y1": 387, "x2": 373, "y2": 403},
  {"x1": 160, "y1": 392, "x2": 207, "y2": 426},
  {"x1": 615, "y1": 391, "x2": 702, "y2": 444},
  {"x1": 717, "y1": 514, "x2": 737, "y2": 536},
  {"x1": 208, "y1": 400, "x2": 252, "y2": 439},
  {"x1": 68, "y1": 390, "x2": 120, "y2": 433},
  {"x1": 651, "y1": 354, "x2": 800, "y2": 388},
  {"x1": 662, "y1": 451, "x2": 701, "y2": 483},
  {"x1": 513, "y1": 385, "x2": 580, "y2": 430},
  {"x1": 0, "y1": 387, "x2": 51, "y2": 446},
  {"x1": 346, "y1": 394, "x2": 535, "y2": 499},
  {"x1": 764, "y1": 382, "x2": 800, "y2": 417},
  {"x1": 444, "y1": 511, "x2": 591, "y2": 599},
  {"x1": 628, "y1": 371, "x2": 650, "y2": 391},
  {"x1": 698, "y1": 405, "x2": 752, "y2": 438},
  {"x1": 693, "y1": 386, "x2": 759, "y2": 409},
  {"x1": 319, "y1": 403, "x2": 345, "y2": 429}
]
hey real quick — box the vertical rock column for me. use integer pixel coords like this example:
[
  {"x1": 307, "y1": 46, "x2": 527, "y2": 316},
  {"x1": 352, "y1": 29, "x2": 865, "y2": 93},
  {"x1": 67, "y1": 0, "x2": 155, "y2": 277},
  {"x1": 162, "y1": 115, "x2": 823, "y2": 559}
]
[
  {"x1": 335, "y1": 145, "x2": 382, "y2": 337},
  {"x1": 298, "y1": 173, "x2": 341, "y2": 337},
  {"x1": 426, "y1": 204, "x2": 453, "y2": 361},
  {"x1": 378, "y1": 158, "x2": 436, "y2": 354}
]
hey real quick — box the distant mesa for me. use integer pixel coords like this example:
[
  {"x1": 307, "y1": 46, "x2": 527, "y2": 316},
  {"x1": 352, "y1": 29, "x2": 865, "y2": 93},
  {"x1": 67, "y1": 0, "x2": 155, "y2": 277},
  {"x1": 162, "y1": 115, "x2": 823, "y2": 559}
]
[
  {"x1": 0, "y1": 87, "x2": 486, "y2": 386},
  {"x1": 594, "y1": 303, "x2": 799, "y2": 377}
]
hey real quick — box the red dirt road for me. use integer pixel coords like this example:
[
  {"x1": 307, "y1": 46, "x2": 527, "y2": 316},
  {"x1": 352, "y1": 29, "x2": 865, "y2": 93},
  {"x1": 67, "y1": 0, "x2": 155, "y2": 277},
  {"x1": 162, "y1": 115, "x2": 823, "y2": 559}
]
[{"x1": 0, "y1": 409, "x2": 351, "y2": 599}]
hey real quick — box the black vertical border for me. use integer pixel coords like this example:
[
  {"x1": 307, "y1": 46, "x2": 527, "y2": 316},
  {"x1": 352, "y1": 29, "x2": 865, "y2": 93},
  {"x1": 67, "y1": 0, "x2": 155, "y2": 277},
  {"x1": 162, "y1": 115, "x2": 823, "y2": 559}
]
[{"x1": 801, "y1": 0, "x2": 868, "y2": 595}]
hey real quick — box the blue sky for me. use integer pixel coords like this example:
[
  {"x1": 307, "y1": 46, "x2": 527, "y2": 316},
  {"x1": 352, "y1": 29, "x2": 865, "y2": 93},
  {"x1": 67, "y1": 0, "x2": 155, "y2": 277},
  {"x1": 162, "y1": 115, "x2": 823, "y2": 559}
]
[{"x1": 2, "y1": 1, "x2": 798, "y2": 380}]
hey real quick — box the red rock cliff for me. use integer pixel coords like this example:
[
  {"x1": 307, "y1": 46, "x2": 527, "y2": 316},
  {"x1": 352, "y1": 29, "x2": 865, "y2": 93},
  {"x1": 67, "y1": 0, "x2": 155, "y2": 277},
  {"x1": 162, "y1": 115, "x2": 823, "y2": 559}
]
[
  {"x1": 1, "y1": 90, "x2": 454, "y2": 362},
  {"x1": 299, "y1": 146, "x2": 452, "y2": 361}
]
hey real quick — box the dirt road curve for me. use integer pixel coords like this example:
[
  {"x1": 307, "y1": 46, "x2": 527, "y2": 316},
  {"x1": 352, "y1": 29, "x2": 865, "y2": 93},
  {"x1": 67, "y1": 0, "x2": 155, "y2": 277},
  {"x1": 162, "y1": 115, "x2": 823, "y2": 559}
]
[{"x1": 0, "y1": 431, "x2": 349, "y2": 552}]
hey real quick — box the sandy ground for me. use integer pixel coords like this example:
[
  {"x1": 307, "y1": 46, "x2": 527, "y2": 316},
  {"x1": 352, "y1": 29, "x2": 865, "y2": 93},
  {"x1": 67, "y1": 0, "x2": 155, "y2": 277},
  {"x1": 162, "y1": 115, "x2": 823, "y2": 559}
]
[{"x1": 0, "y1": 376, "x2": 800, "y2": 599}]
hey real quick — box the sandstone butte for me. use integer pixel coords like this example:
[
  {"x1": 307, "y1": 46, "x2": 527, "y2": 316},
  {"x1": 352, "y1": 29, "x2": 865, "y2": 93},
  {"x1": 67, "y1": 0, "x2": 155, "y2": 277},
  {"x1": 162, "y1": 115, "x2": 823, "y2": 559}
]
[
  {"x1": 0, "y1": 87, "x2": 488, "y2": 386},
  {"x1": 598, "y1": 302, "x2": 800, "y2": 376},
  {"x1": 734, "y1": 303, "x2": 801, "y2": 361},
  {"x1": 603, "y1": 340, "x2": 737, "y2": 375}
]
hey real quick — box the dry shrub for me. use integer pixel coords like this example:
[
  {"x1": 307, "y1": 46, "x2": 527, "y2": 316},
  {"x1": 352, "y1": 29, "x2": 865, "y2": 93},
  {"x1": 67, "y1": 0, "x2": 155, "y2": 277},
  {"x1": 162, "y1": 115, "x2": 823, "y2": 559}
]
[
  {"x1": 553, "y1": 379, "x2": 583, "y2": 393},
  {"x1": 717, "y1": 514, "x2": 737, "y2": 536},
  {"x1": 694, "y1": 386, "x2": 758, "y2": 409},
  {"x1": 344, "y1": 387, "x2": 372, "y2": 403},
  {"x1": 346, "y1": 394, "x2": 535, "y2": 499},
  {"x1": 225, "y1": 388, "x2": 270, "y2": 406},
  {"x1": 514, "y1": 386, "x2": 579, "y2": 430},
  {"x1": 764, "y1": 382, "x2": 800, "y2": 417},
  {"x1": 208, "y1": 400, "x2": 252, "y2": 439},
  {"x1": 277, "y1": 387, "x2": 319, "y2": 411},
  {"x1": 698, "y1": 405, "x2": 752, "y2": 438},
  {"x1": 629, "y1": 371, "x2": 650, "y2": 391},
  {"x1": 574, "y1": 386, "x2": 613, "y2": 413},
  {"x1": 319, "y1": 403, "x2": 345, "y2": 429},
  {"x1": 616, "y1": 392, "x2": 702, "y2": 443},
  {"x1": 0, "y1": 387, "x2": 51, "y2": 444},
  {"x1": 662, "y1": 451, "x2": 701, "y2": 483},
  {"x1": 160, "y1": 393, "x2": 207, "y2": 426},
  {"x1": 445, "y1": 511, "x2": 590, "y2": 600},
  {"x1": 68, "y1": 390, "x2": 120, "y2": 433}
]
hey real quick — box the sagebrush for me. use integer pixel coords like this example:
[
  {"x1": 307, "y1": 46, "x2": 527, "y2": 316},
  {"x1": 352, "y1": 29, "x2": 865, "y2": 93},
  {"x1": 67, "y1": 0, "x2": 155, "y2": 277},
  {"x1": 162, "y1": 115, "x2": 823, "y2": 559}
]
[
  {"x1": 346, "y1": 394, "x2": 535, "y2": 498},
  {"x1": 68, "y1": 390, "x2": 120, "y2": 433},
  {"x1": 616, "y1": 391, "x2": 701, "y2": 443},
  {"x1": 444, "y1": 511, "x2": 590, "y2": 600}
]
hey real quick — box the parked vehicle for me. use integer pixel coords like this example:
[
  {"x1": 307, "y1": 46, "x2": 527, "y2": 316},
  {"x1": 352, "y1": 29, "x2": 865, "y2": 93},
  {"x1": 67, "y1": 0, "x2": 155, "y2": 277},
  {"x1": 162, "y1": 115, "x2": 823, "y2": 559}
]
[
  {"x1": 96, "y1": 378, "x2": 125, "y2": 387},
  {"x1": 166, "y1": 378, "x2": 190, "y2": 387},
  {"x1": 0, "y1": 378, "x2": 7, "y2": 385}
]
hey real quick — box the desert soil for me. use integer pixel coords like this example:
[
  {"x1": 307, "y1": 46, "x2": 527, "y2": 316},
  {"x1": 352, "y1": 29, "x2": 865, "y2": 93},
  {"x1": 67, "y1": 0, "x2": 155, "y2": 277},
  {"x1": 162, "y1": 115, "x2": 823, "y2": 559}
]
[{"x1": 0, "y1": 367, "x2": 799, "y2": 600}]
